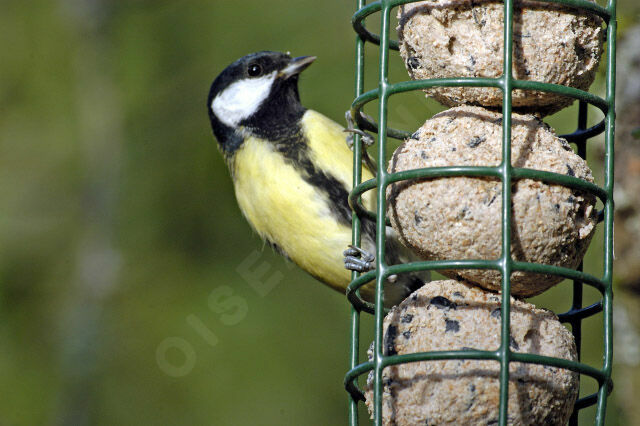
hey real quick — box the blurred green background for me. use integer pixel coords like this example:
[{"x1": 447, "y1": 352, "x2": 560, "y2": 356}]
[{"x1": 0, "y1": 0, "x2": 638, "y2": 425}]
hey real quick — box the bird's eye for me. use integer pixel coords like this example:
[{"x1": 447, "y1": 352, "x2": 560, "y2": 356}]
[{"x1": 247, "y1": 63, "x2": 262, "y2": 77}]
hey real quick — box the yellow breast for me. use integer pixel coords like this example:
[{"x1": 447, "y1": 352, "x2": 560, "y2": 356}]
[{"x1": 231, "y1": 110, "x2": 374, "y2": 292}]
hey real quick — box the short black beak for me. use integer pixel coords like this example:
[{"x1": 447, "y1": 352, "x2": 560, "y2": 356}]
[{"x1": 278, "y1": 56, "x2": 317, "y2": 80}]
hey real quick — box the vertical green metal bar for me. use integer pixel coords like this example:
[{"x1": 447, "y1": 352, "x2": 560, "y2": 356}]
[
  {"x1": 568, "y1": 269, "x2": 584, "y2": 426},
  {"x1": 498, "y1": 0, "x2": 514, "y2": 424},
  {"x1": 348, "y1": 309, "x2": 361, "y2": 426},
  {"x1": 568, "y1": 101, "x2": 588, "y2": 426},
  {"x1": 576, "y1": 101, "x2": 589, "y2": 155},
  {"x1": 597, "y1": 1, "x2": 616, "y2": 424},
  {"x1": 349, "y1": 1, "x2": 367, "y2": 425},
  {"x1": 373, "y1": 2, "x2": 392, "y2": 425}
]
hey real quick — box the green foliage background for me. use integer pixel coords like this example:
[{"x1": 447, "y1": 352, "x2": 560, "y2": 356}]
[{"x1": 0, "y1": 0, "x2": 637, "y2": 425}]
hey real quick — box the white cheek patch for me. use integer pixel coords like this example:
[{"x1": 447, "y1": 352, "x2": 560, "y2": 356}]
[{"x1": 211, "y1": 72, "x2": 277, "y2": 128}]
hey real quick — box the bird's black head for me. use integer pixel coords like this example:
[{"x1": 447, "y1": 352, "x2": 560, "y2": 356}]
[{"x1": 207, "y1": 51, "x2": 315, "y2": 154}]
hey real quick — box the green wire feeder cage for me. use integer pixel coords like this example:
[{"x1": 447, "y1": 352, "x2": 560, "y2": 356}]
[{"x1": 344, "y1": 0, "x2": 616, "y2": 425}]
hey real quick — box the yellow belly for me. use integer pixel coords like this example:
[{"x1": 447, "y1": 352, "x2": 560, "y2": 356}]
[{"x1": 231, "y1": 110, "x2": 374, "y2": 292}]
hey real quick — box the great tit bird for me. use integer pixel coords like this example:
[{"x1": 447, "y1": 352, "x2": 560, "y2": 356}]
[{"x1": 207, "y1": 51, "x2": 426, "y2": 306}]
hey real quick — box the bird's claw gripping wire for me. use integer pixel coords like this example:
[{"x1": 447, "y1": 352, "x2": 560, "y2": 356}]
[
  {"x1": 344, "y1": 110, "x2": 375, "y2": 149},
  {"x1": 344, "y1": 244, "x2": 376, "y2": 273}
]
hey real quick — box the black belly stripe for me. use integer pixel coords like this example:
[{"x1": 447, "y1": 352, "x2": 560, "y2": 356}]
[
  {"x1": 273, "y1": 130, "x2": 353, "y2": 226},
  {"x1": 241, "y1": 101, "x2": 377, "y2": 244},
  {"x1": 274, "y1": 132, "x2": 378, "y2": 245}
]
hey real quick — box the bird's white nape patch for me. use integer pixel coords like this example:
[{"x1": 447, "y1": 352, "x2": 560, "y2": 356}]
[{"x1": 211, "y1": 72, "x2": 276, "y2": 128}]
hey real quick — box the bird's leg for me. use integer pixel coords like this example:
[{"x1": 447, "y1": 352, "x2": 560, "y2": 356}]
[
  {"x1": 344, "y1": 110, "x2": 378, "y2": 174},
  {"x1": 343, "y1": 244, "x2": 376, "y2": 273},
  {"x1": 344, "y1": 110, "x2": 375, "y2": 149}
]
